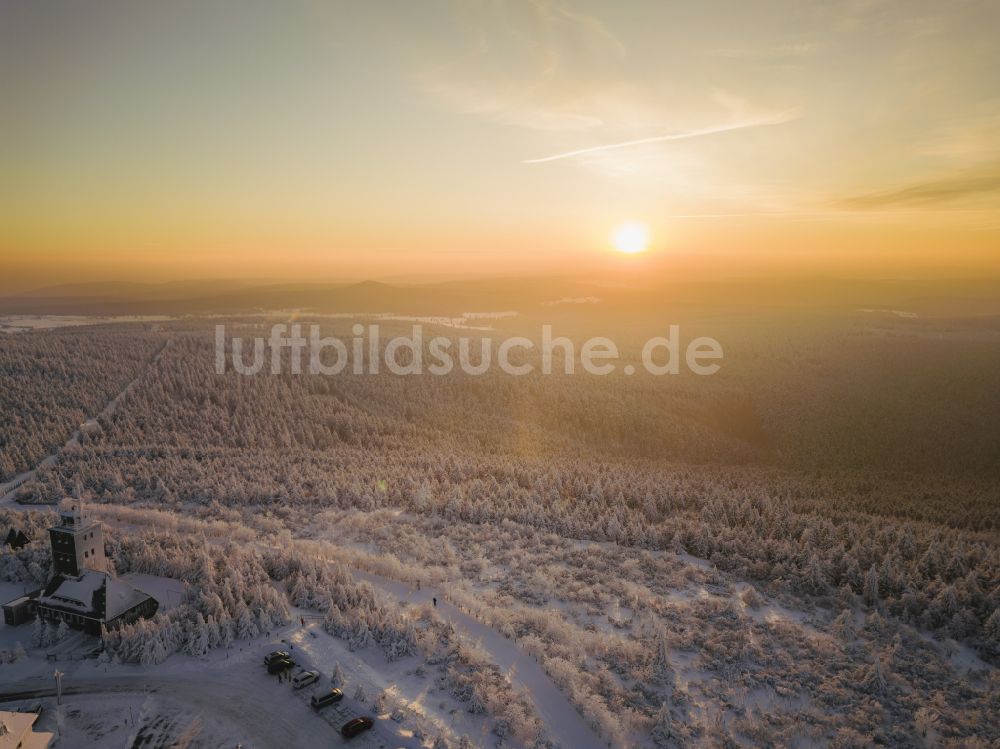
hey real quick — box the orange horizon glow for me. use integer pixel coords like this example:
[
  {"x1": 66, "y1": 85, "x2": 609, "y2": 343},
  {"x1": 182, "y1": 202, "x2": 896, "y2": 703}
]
[{"x1": 2, "y1": 1, "x2": 999, "y2": 293}]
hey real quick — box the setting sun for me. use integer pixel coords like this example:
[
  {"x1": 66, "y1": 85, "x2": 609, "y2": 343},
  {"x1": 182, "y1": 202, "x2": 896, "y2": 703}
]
[
  {"x1": 612, "y1": 221, "x2": 650, "y2": 254},
  {"x1": 1, "y1": 3, "x2": 999, "y2": 745}
]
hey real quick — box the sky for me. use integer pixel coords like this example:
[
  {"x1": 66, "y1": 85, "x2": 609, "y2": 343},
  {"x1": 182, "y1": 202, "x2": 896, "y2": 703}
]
[{"x1": 2, "y1": 0, "x2": 999, "y2": 292}]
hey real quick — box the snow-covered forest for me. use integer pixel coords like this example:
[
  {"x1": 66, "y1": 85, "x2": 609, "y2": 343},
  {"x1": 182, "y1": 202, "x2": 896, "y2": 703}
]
[
  {"x1": 2, "y1": 319, "x2": 999, "y2": 748},
  {"x1": 0, "y1": 328, "x2": 161, "y2": 480}
]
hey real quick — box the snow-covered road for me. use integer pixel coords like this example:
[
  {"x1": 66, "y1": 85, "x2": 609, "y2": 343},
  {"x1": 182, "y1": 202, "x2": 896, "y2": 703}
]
[
  {"x1": 0, "y1": 669, "x2": 332, "y2": 748},
  {"x1": 5, "y1": 506, "x2": 608, "y2": 748},
  {"x1": 350, "y1": 569, "x2": 607, "y2": 749},
  {"x1": 37, "y1": 511, "x2": 610, "y2": 749}
]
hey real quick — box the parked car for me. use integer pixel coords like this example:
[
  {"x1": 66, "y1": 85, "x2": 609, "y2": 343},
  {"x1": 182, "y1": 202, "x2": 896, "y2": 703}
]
[
  {"x1": 263, "y1": 650, "x2": 290, "y2": 666},
  {"x1": 292, "y1": 670, "x2": 320, "y2": 689},
  {"x1": 267, "y1": 657, "x2": 294, "y2": 674},
  {"x1": 341, "y1": 717, "x2": 374, "y2": 738},
  {"x1": 310, "y1": 688, "x2": 344, "y2": 709}
]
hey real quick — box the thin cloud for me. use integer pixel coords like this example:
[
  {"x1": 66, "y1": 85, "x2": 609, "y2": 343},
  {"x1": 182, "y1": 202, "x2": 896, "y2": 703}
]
[
  {"x1": 416, "y1": 0, "x2": 625, "y2": 133},
  {"x1": 840, "y1": 162, "x2": 1000, "y2": 208},
  {"x1": 523, "y1": 113, "x2": 800, "y2": 164}
]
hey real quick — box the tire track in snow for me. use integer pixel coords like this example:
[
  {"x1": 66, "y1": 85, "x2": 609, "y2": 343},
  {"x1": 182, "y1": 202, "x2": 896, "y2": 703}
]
[{"x1": 349, "y1": 569, "x2": 607, "y2": 749}]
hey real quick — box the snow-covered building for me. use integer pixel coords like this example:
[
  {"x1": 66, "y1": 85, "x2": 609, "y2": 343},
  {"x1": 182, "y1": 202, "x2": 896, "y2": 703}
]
[
  {"x1": 34, "y1": 503, "x2": 158, "y2": 635},
  {"x1": 48, "y1": 502, "x2": 106, "y2": 577},
  {"x1": 1, "y1": 592, "x2": 38, "y2": 627},
  {"x1": 0, "y1": 710, "x2": 53, "y2": 749}
]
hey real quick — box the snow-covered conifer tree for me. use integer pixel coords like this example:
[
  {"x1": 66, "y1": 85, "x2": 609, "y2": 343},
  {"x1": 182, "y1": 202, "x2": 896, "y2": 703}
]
[
  {"x1": 353, "y1": 683, "x2": 368, "y2": 703},
  {"x1": 330, "y1": 662, "x2": 345, "y2": 687},
  {"x1": 864, "y1": 564, "x2": 880, "y2": 607}
]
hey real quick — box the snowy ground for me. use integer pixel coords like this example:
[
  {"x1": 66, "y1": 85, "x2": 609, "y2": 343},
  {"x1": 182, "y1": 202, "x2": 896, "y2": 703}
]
[
  {"x1": 0, "y1": 625, "x2": 393, "y2": 748},
  {"x1": 0, "y1": 549, "x2": 809, "y2": 749},
  {"x1": 284, "y1": 608, "x2": 498, "y2": 748},
  {"x1": 0, "y1": 600, "x2": 509, "y2": 748},
  {"x1": 7, "y1": 502, "x2": 994, "y2": 747},
  {"x1": 347, "y1": 570, "x2": 606, "y2": 749},
  {"x1": 74, "y1": 511, "x2": 606, "y2": 748},
  {"x1": 1, "y1": 579, "x2": 580, "y2": 748}
]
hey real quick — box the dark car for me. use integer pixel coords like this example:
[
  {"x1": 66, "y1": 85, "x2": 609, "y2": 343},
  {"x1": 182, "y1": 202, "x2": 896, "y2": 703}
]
[
  {"x1": 310, "y1": 688, "x2": 344, "y2": 709},
  {"x1": 266, "y1": 657, "x2": 294, "y2": 674},
  {"x1": 263, "y1": 650, "x2": 290, "y2": 666},
  {"x1": 341, "y1": 717, "x2": 374, "y2": 738}
]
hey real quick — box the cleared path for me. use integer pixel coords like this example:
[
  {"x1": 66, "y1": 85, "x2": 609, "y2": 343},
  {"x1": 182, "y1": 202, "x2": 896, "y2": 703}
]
[
  {"x1": 351, "y1": 569, "x2": 606, "y2": 749},
  {"x1": 0, "y1": 340, "x2": 169, "y2": 507}
]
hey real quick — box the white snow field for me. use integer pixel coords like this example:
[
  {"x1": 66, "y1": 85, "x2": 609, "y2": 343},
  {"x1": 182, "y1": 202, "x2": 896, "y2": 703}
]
[
  {"x1": 0, "y1": 617, "x2": 423, "y2": 748},
  {"x1": 349, "y1": 570, "x2": 606, "y2": 749}
]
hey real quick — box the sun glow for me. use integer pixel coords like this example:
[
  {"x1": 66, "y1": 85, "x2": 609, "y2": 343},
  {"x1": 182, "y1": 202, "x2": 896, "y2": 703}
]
[{"x1": 611, "y1": 221, "x2": 649, "y2": 254}]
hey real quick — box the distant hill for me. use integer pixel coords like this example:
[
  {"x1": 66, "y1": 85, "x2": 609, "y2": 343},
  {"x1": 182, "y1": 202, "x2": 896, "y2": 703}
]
[
  {"x1": 17, "y1": 279, "x2": 256, "y2": 300},
  {"x1": 2, "y1": 276, "x2": 999, "y2": 318},
  {"x1": 0, "y1": 277, "x2": 602, "y2": 316}
]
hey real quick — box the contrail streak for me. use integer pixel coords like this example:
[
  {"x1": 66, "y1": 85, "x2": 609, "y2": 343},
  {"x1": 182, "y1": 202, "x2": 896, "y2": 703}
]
[{"x1": 523, "y1": 114, "x2": 798, "y2": 164}]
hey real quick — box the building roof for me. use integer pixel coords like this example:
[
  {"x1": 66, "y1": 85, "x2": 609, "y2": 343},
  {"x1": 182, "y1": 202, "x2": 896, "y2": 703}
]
[
  {"x1": 38, "y1": 571, "x2": 154, "y2": 622},
  {"x1": 1, "y1": 589, "x2": 41, "y2": 609},
  {"x1": 39, "y1": 570, "x2": 104, "y2": 614},
  {"x1": 105, "y1": 576, "x2": 152, "y2": 620},
  {"x1": 0, "y1": 710, "x2": 52, "y2": 749},
  {"x1": 50, "y1": 518, "x2": 98, "y2": 533}
]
